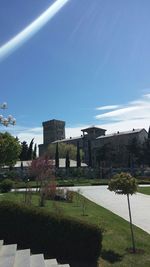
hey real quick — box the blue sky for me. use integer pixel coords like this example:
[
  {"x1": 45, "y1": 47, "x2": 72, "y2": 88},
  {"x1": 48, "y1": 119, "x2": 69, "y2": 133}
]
[{"x1": 1, "y1": 0, "x2": 150, "y2": 147}]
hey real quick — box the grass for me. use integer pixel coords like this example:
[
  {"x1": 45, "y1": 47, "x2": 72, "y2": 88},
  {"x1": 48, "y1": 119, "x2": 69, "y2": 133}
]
[
  {"x1": 13, "y1": 178, "x2": 109, "y2": 188},
  {"x1": 12, "y1": 176, "x2": 150, "y2": 189},
  {"x1": 138, "y1": 186, "x2": 150, "y2": 195},
  {"x1": 0, "y1": 191, "x2": 150, "y2": 267}
]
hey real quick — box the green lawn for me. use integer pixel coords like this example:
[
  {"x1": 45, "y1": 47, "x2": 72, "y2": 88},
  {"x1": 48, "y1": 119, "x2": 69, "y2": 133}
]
[
  {"x1": 12, "y1": 177, "x2": 150, "y2": 189},
  {"x1": 13, "y1": 178, "x2": 109, "y2": 189},
  {"x1": 138, "y1": 186, "x2": 150, "y2": 195},
  {"x1": 0, "y1": 192, "x2": 150, "y2": 267}
]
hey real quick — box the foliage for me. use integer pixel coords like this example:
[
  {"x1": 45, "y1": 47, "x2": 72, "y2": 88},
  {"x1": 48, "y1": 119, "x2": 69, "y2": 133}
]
[
  {"x1": 43, "y1": 177, "x2": 57, "y2": 200},
  {"x1": 143, "y1": 139, "x2": 150, "y2": 167},
  {"x1": 33, "y1": 144, "x2": 37, "y2": 159},
  {"x1": 126, "y1": 137, "x2": 142, "y2": 168},
  {"x1": 66, "y1": 190, "x2": 74, "y2": 202},
  {"x1": 76, "y1": 141, "x2": 81, "y2": 168},
  {"x1": 27, "y1": 138, "x2": 34, "y2": 160},
  {"x1": 20, "y1": 139, "x2": 37, "y2": 161},
  {"x1": 108, "y1": 172, "x2": 138, "y2": 195},
  {"x1": 1, "y1": 192, "x2": 150, "y2": 266},
  {"x1": 55, "y1": 142, "x2": 59, "y2": 168},
  {"x1": 48, "y1": 142, "x2": 83, "y2": 161},
  {"x1": 96, "y1": 142, "x2": 115, "y2": 167},
  {"x1": 0, "y1": 132, "x2": 21, "y2": 167},
  {"x1": 29, "y1": 156, "x2": 55, "y2": 206},
  {"x1": 0, "y1": 201, "x2": 103, "y2": 262},
  {"x1": 19, "y1": 141, "x2": 28, "y2": 161},
  {"x1": 108, "y1": 172, "x2": 138, "y2": 253},
  {"x1": 88, "y1": 140, "x2": 92, "y2": 167},
  {"x1": 65, "y1": 150, "x2": 70, "y2": 169},
  {"x1": 0, "y1": 179, "x2": 13, "y2": 192},
  {"x1": 5, "y1": 170, "x2": 18, "y2": 180}
]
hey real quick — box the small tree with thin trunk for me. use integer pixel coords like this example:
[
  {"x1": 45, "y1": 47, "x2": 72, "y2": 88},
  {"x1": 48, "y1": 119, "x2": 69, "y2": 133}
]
[
  {"x1": 29, "y1": 155, "x2": 55, "y2": 206},
  {"x1": 55, "y1": 142, "x2": 59, "y2": 168},
  {"x1": 108, "y1": 172, "x2": 138, "y2": 253}
]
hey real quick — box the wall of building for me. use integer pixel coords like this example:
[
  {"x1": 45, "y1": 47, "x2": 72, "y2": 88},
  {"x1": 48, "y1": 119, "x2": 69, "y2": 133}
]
[{"x1": 39, "y1": 119, "x2": 148, "y2": 168}]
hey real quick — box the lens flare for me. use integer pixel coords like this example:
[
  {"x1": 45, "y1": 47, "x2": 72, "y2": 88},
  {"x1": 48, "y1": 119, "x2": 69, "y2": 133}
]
[{"x1": 0, "y1": 0, "x2": 70, "y2": 61}]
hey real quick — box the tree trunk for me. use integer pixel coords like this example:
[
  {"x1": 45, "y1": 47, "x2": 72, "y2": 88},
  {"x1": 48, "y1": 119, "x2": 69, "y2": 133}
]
[{"x1": 127, "y1": 194, "x2": 136, "y2": 253}]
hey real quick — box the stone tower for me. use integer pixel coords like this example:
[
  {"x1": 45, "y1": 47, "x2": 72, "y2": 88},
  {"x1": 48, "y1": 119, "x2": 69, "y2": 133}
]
[
  {"x1": 43, "y1": 119, "x2": 65, "y2": 144},
  {"x1": 39, "y1": 119, "x2": 65, "y2": 156}
]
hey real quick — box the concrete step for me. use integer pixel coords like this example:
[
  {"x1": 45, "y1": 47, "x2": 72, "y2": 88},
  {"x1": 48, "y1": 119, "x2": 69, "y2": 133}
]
[
  {"x1": 14, "y1": 249, "x2": 30, "y2": 267},
  {"x1": 58, "y1": 265, "x2": 70, "y2": 267},
  {"x1": 0, "y1": 255, "x2": 15, "y2": 267},
  {"x1": 0, "y1": 244, "x2": 17, "y2": 257},
  {"x1": 31, "y1": 254, "x2": 45, "y2": 267},
  {"x1": 45, "y1": 258, "x2": 58, "y2": 266}
]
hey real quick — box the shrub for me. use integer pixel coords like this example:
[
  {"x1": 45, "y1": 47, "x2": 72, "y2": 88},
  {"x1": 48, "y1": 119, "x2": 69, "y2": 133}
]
[
  {"x1": 0, "y1": 201, "x2": 103, "y2": 262},
  {"x1": 0, "y1": 179, "x2": 13, "y2": 193},
  {"x1": 66, "y1": 190, "x2": 74, "y2": 202}
]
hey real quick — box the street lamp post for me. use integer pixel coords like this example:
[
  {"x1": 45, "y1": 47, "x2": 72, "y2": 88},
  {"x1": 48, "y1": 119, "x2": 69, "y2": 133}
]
[{"x1": 0, "y1": 102, "x2": 16, "y2": 126}]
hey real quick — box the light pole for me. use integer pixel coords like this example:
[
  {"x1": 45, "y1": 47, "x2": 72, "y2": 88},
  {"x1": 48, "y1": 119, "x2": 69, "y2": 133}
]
[{"x1": 0, "y1": 102, "x2": 16, "y2": 126}]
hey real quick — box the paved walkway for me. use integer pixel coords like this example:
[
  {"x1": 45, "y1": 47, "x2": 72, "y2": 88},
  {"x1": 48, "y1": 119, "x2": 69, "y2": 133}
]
[
  {"x1": 71, "y1": 186, "x2": 150, "y2": 234},
  {"x1": 10, "y1": 185, "x2": 150, "y2": 234}
]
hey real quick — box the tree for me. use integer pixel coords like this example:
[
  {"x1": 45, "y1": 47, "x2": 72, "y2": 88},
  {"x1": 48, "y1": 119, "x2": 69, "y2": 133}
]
[
  {"x1": 126, "y1": 137, "x2": 141, "y2": 168},
  {"x1": 96, "y1": 142, "x2": 113, "y2": 166},
  {"x1": 55, "y1": 142, "x2": 59, "y2": 168},
  {"x1": 88, "y1": 140, "x2": 92, "y2": 167},
  {"x1": 76, "y1": 141, "x2": 81, "y2": 168},
  {"x1": 108, "y1": 172, "x2": 138, "y2": 253},
  {"x1": 142, "y1": 138, "x2": 150, "y2": 167},
  {"x1": 19, "y1": 141, "x2": 28, "y2": 161},
  {"x1": 27, "y1": 138, "x2": 34, "y2": 160},
  {"x1": 148, "y1": 126, "x2": 150, "y2": 139},
  {"x1": 48, "y1": 142, "x2": 84, "y2": 161},
  {"x1": 0, "y1": 132, "x2": 21, "y2": 167},
  {"x1": 29, "y1": 155, "x2": 55, "y2": 206},
  {"x1": 33, "y1": 144, "x2": 37, "y2": 159},
  {"x1": 65, "y1": 151, "x2": 70, "y2": 169},
  {"x1": 96, "y1": 142, "x2": 114, "y2": 178}
]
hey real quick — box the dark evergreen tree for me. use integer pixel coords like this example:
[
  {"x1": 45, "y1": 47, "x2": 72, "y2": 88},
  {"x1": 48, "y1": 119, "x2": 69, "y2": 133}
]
[
  {"x1": 88, "y1": 140, "x2": 92, "y2": 167},
  {"x1": 96, "y1": 143, "x2": 113, "y2": 166},
  {"x1": 76, "y1": 141, "x2": 81, "y2": 168},
  {"x1": 20, "y1": 161, "x2": 24, "y2": 170},
  {"x1": 27, "y1": 138, "x2": 34, "y2": 160},
  {"x1": 126, "y1": 137, "x2": 141, "y2": 168},
  {"x1": 20, "y1": 141, "x2": 28, "y2": 161},
  {"x1": 33, "y1": 144, "x2": 37, "y2": 159},
  {"x1": 148, "y1": 126, "x2": 150, "y2": 139},
  {"x1": 142, "y1": 138, "x2": 150, "y2": 166},
  {"x1": 65, "y1": 151, "x2": 70, "y2": 169},
  {"x1": 55, "y1": 142, "x2": 59, "y2": 168}
]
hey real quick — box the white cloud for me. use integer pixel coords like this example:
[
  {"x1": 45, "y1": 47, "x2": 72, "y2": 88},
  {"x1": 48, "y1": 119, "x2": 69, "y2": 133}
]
[
  {"x1": 96, "y1": 105, "x2": 120, "y2": 111},
  {"x1": 95, "y1": 94, "x2": 150, "y2": 122},
  {"x1": 5, "y1": 93, "x2": 149, "y2": 156}
]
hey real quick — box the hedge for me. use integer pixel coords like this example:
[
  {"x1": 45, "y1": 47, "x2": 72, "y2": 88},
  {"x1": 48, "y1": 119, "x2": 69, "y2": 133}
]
[
  {"x1": 0, "y1": 201, "x2": 102, "y2": 262},
  {"x1": 0, "y1": 179, "x2": 13, "y2": 193}
]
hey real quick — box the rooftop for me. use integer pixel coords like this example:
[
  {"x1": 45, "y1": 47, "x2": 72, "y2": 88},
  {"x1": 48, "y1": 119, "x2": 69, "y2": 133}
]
[
  {"x1": 52, "y1": 136, "x2": 83, "y2": 143},
  {"x1": 96, "y1": 128, "x2": 145, "y2": 139},
  {"x1": 81, "y1": 126, "x2": 106, "y2": 132}
]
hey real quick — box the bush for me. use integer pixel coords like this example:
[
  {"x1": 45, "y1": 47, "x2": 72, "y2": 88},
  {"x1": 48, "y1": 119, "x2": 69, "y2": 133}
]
[
  {"x1": 0, "y1": 179, "x2": 13, "y2": 193},
  {"x1": 66, "y1": 190, "x2": 74, "y2": 202},
  {"x1": 0, "y1": 201, "x2": 103, "y2": 262}
]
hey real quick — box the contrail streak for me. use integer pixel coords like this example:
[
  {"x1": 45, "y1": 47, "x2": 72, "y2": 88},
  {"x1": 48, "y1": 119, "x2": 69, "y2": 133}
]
[{"x1": 0, "y1": 0, "x2": 70, "y2": 61}]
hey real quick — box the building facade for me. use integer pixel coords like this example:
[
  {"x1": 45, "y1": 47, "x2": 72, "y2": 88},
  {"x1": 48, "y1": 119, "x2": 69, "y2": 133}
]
[{"x1": 39, "y1": 119, "x2": 148, "y2": 167}]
